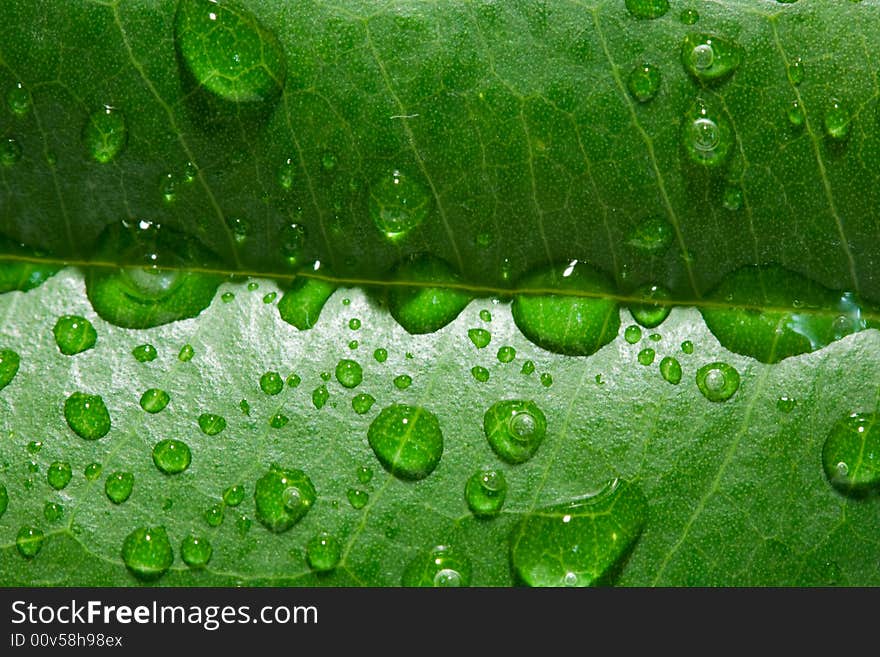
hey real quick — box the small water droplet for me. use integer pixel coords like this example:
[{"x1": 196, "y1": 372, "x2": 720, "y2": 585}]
[
  {"x1": 696, "y1": 362, "x2": 741, "y2": 402},
  {"x1": 627, "y1": 63, "x2": 661, "y2": 103},
  {"x1": 471, "y1": 366, "x2": 490, "y2": 382},
  {"x1": 122, "y1": 526, "x2": 173, "y2": 581},
  {"x1": 178, "y1": 344, "x2": 195, "y2": 362},
  {"x1": 312, "y1": 385, "x2": 329, "y2": 409},
  {"x1": 357, "y1": 465, "x2": 374, "y2": 483},
  {"x1": 16, "y1": 526, "x2": 44, "y2": 559},
  {"x1": 64, "y1": 392, "x2": 111, "y2": 440},
  {"x1": 352, "y1": 392, "x2": 376, "y2": 415},
  {"x1": 468, "y1": 328, "x2": 491, "y2": 349},
  {"x1": 777, "y1": 396, "x2": 797, "y2": 413},
  {"x1": 497, "y1": 345, "x2": 517, "y2": 363},
  {"x1": 221, "y1": 291, "x2": 235, "y2": 303},
  {"x1": 254, "y1": 466, "x2": 317, "y2": 532},
  {"x1": 681, "y1": 340, "x2": 694, "y2": 354},
  {"x1": 335, "y1": 359, "x2": 363, "y2": 388},
  {"x1": 182, "y1": 161, "x2": 197, "y2": 183},
  {"x1": 83, "y1": 106, "x2": 127, "y2": 163},
  {"x1": 53, "y1": 315, "x2": 97, "y2": 355},
  {"x1": 105, "y1": 472, "x2": 134, "y2": 504},
  {"x1": 181, "y1": 535, "x2": 212, "y2": 569},
  {"x1": 368, "y1": 404, "x2": 443, "y2": 480},
  {"x1": 723, "y1": 185, "x2": 743, "y2": 211},
  {"x1": 393, "y1": 374, "x2": 412, "y2": 390},
  {"x1": 822, "y1": 413, "x2": 880, "y2": 494},
  {"x1": 373, "y1": 348, "x2": 388, "y2": 363},
  {"x1": 84, "y1": 462, "x2": 102, "y2": 481},
  {"x1": 540, "y1": 373, "x2": 553, "y2": 387},
  {"x1": 369, "y1": 169, "x2": 431, "y2": 240},
  {"x1": 479, "y1": 309, "x2": 492, "y2": 322},
  {"x1": 286, "y1": 373, "x2": 301, "y2": 388},
  {"x1": 624, "y1": 324, "x2": 642, "y2": 344},
  {"x1": 280, "y1": 223, "x2": 306, "y2": 267},
  {"x1": 679, "y1": 8, "x2": 699, "y2": 24},
  {"x1": 260, "y1": 371, "x2": 284, "y2": 395},
  {"x1": 484, "y1": 400, "x2": 547, "y2": 464},
  {"x1": 637, "y1": 348, "x2": 656, "y2": 366},
  {"x1": 44, "y1": 501, "x2": 63, "y2": 522},
  {"x1": 277, "y1": 157, "x2": 296, "y2": 190},
  {"x1": 6, "y1": 82, "x2": 31, "y2": 116},
  {"x1": 660, "y1": 356, "x2": 682, "y2": 384},
  {"x1": 198, "y1": 413, "x2": 226, "y2": 436},
  {"x1": 224, "y1": 484, "x2": 246, "y2": 506},
  {"x1": 269, "y1": 413, "x2": 290, "y2": 428},
  {"x1": 465, "y1": 469, "x2": 508, "y2": 518},
  {"x1": 263, "y1": 292, "x2": 277, "y2": 304},
  {"x1": 47, "y1": 461, "x2": 72, "y2": 490},
  {"x1": 226, "y1": 216, "x2": 250, "y2": 245},
  {"x1": 347, "y1": 488, "x2": 369, "y2": 509},
  {"x1": 787, "y1": 58, "x2": 804, "y2": 85},
  {"x1": 630, "y1": 283, "x2": 672, "y2": 328},
  {"x1": 402, "y1": 545, "x2": 471, "y2": 587},
  {"x1": 521, "y1": 360, "x2": 535, "y2": 375},
  {"x1": 824, "y1": 98, "x2": 851, "y2": 140},
  {"x1": 0, "y1": 137, "x2": 22, "y2": 166},
  {"x1": 683, "y1": 98, "x2": 732, "y2": 167},
  {"x1": 307, "y1": 532, "x2": 341, "y2": 572},
  {"x1": 625, "y1": 0, "x2": 670, "y2": 20},
  {"x1": 152, "y1": 439, "x2": 192, "y2": 474},
  {"x1": 787, "y1": 100, "x2": 805, "y2": 127},
  {"x1": 204, "y1": 503, "x2": 224, "y2": 527},
  {"x1": 681, "y1": 34, "x2": 742, "y2": 82},
  {"x1": 131, "y1": 343, "x2": 158, "y2": 363},
  {"x1": 140, "y1": 388, "x2": 170, "y2": 413}
]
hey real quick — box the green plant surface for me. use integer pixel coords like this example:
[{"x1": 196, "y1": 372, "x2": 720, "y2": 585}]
[{"x1": 0, "y1": 0, "x2": 879, "y2": 586}]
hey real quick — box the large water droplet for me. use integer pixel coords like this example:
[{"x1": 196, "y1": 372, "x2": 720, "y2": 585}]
[
  {"x1": 402, "y1": 545, "x2": 471, "y2": 587},
  {"x1": 174, "y1": 0, "x2": 286, "y2": 105},
  {"x1": 627, "y1": 63, "x2": 661, "y2": 103},
  {"x1": 254, "y1": 466, "x2": 317, "y2": 532},
  {"x1": 629, "y1": 283, "x2": 672, "y2": 328},
  {"x1": 53, "y1": 315, "x2": 97, "y2": 355},
  {"x1": 696, "y1": 362, "x2": 741, "y2": 402},
  {"x1": 140, "y1": 388, "x2": 170, "y2": 413},
  {"x1": 259, "y1": 371, "x2": 284, "y2": 395},
  {"x1": 369, "y1": 169, "x2": 431, "y2": 240},
  {"x1": 121, "y1": 526, "x2": 173, "y2": 581},
  {"x1": 198, "y1": 413, "x2": 226, "y2": 436},
  {"x1": 131, "y1": 343, "x2": 158, "y2": 363},
  {"x1": 681, "y1": 34, "x2": 742, "y2": 83},
  {"x1": 484, "y1": 400, "x2": 547, "y2": 464},
  {"x1": 625, "y1": 0, "x2": 669, "y2": 19},
  {"x1": 83, "y1": 106, "x2": 127, "y2": 163},
  {"x1": 307, "y1": 532, "x2": 342, "y2": 572},
  {"x1": 335, "y1": 359, "x2": 363, "y2": 388},
  {"x1": 16, "y1": 526, "x2": 44, "y2": 559},
  {"x1": 0, "y1": 238, "x2": 61, "y2": 293},
  {"x1": 105, "y1": 471, "x2": 134, "y2": 504},
  {"x1": 659, "y1": 356, "x2": 682, "y2": 384},
  {"x1": 352, "y1": 392, "x2": 376, "y2": 414},
  {"x1": 822, "y1": 413, "x2": 880, "y2": 495},
  {"x1": 368, "y1": 404, "x2": 443, "y2": 480},
  {"x1": 64, "y1": 392, "x2": 111, "y2": 440},
  {"x1": 388, "y1": 254, "x2": 472, "y2": 334},
  {"x1": 683, "y1": 98, "x2": 733, "y2": 167},
  {"x1": 465, "y1": 469, "x2": 508, "y2": 518},
  {"x1": 0, "y1": 348, "x2": 21, "y2": 391},
  {"x1": 510, "y1": 479, "x2": 647, "y2": 586},
  {"x1": 468, "y1": 328, "x2": 491, "y2": 348},
  {"x1": 181, "y1": 535, "x2": 212, "y2": 569},
  {"x1": 512, "y1": 261, "x2": 620, "y2": 356},
  {"x1": 278, "y1": 276, "x2": 337, "y2": 330},
  {"x1": 701, "y1": 265, "x2": 872, "y2": 363},
  {"x1": 280, "y1": 223, "x2": 306, "y2": 267},
  {"x1": 47, "y1": 461, "x2": 72, "y2": 490},
  {"x1": 152, "y1": 439, "x2": 192, "y2": 474}
]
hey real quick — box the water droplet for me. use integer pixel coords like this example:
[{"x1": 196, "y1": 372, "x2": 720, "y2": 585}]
[
  {"x1": 174, "y1": 0, "x2": 286, "y2": 105},
  {"x1": 105, "y1": 472, "x2": 134, "y2": 504},
  {"x1": 627, "y1": 216, "x2": 673, "y2": 254},
  {"x1": 471, "y1": 366, "x2": 490, "y2": 382},
  {"x1": 278, "y1": 157, "x2": 295, "y2": 189},
  {"x1": 681, "y1": 34, "x2": 742, "y2": 82},
  {"x1": 47, "y1": 461, "x2": 72, "y2": 490},
  {"x1": 6, "y1": 82, "x2": 31, "y2": 116},
  {"x1": 510, "y1": 479, "x2": 647, "y2": 586},
  {"x1": 787, "y1": 100, "x2": 805, "y2": 127},
  {"x1": 824, "y1": 98, "x2": 851, "y2": 140},
  {"x1": 0, "y1": 483, "x2": 7, "y2": 519},
  {"x1": 468, "y1": 328, "x2": 491, "y2": 349},
  {"x1": 702, "y1": 265, "x2": 869, "y2": 363},
  {"x1": 627, "y1": 63, "x2": 661, "y2": 103},
  {"x1": 83, "y1": 106, "x2": 127, "y2": 163},
  {"x1": 64, "y1": 392, "x2": 111, "y2": 440},
  {"x1": 369, "y1": 169, "x2": 431, "y2": 239},
  {"x1": 625, "y1": 0, "x2": 670, "y2": 20},
  {"x1": 348, "y1": 318, "x2": 362, "y2": 331},
  {"x1": 348, "y1": 339, "x2": 359, "y2": 350},
  {"x1": 484, "y1": 400, "x2": 547, "y2": 464},
  {"x1": 269, "y1": 413, "x2": 289, "y2": 428},
  {"x1": 497, "y1": 345, "x2": 517, "y2": 363},
  {"x1": 307, "y1": 532, "x2": 341, "y2": 572},
  {"x1": 0, "y1": 239, "x2": 61, "y2": 292},
  {"x1": 27, "y1": 441, "x2": 42, "y2": 454},
  {"x1": 132, "y1": 343, "x2": 158, "y2": 363},
  {"x1": 696, "y1": 362, "x2": 741, "y2": 402},
  {"x1": 465, "y1": 469, "x2": 507, "y2": 518},
  {"x1": 182, "y1": 161, "x2": 197, "y2": 183},
  {"x1": 787, "y1": 58, "x2": 804, "y2": 85},
  {"x1": 630, "y1": 283, "x2": 672, "y2": 328},
  {"x1": 540, "y1": 373, "x2": 553, "y2": 387},
  {"x1": 140, "y1": 388, "x2": 170, "y2": 413},
  {"x1": 388, "y1": 254, "x2": 472, "y2": 334},
  {"x1": 222, "y1": 484, "x2": 245, "y2": 507},
  {"x1": 286, "y1": 373, "x2": 301, "y2": 388},
  {"x1": 247, "y1": 281, "x2": 259, "y2": 291},
  {"x1": 347, "y1": 488, "x2": 369, "y2": 509},
  {"x1": 368, "y1": 404, "x2": 443, "y2": 480},
  {"x1": 723, "y1": 185, "x2": 743, "y2": 211},
  {"x1": 320, "y1": 371, "x2": 331, "y2": 382},
  {"x1": 280, "y1": 223, "x2": 306, "y2": 267},
  {"x1": 226, "y1": 216, "x2": 250, "y2": 245},
  {"x1": 357, "y1": 465, "x2": 373, "y2": 483},
  {"x1": 479, "y1": 309, "x2": 492, "y2": 322},
  {"x1": 521, "y1": 360, "x2": 535, "y2": 375},
  {"x1": 312, "y1": 385, "x2": 329, "y2": 409},
  {"x1": 198, "y1": 413, "x2": 226, "y2": 436},
  {"x1": 637, "y1": 348, "x2": 656, "y2": 366},
  {"x1": 512, "y1": 261, "x2": 620, "y2": 356},
  {"x1": 393, "y1": 374, "x2": 412, "y2": 390},
  {"x1": 181, "y1": 535, "x2": 212, "y2": 569},
  {"x1": 0, "y1": 348, "x2": 20, "y2": 391},
  {"x1": 178, "y1": 344, "x2": 195, "y2": 362},
  {"x1": 681, "y1": 340, "x2": 694, "y2": 354},
  {"x1": 254, "y1": 466, "x2": 317, "y2": 532},
  {"x1": 680, "y1": 8, "x2": 699, "y2": 24},
  {"x1": 624, "y1": 324, "x2": 642, "y2": 344},
  {"x1": 44, "y1": 501, "x2": 63, "y2": 522},
  {"x1": 53, "y1": 315, "x2": 97, "y2": 355},
  {"x1": 0, "y1": 137, "x2": 21, "y2": 166},
  {"x1": 16, "y1": 526, "x2": 44, "y2": 559},
  {"x1": 278, "y1": 276, "x2": 336, "y2": 330},
  {"x1": 122, "y1": 526, "x2": 173, "y2": 581},
  {"x1": 321, "y1": 152, "x2": 337, "y2": 171},
  {"x1": 84, "y1": 462, "x2": 102, "y2": 481},
  {"x1": 335, "y1": 359, "x2": 363, "y2": 388},
  {"x1": 352, "y1": 392, "x2": 376, "y2": 415},
  {"x1": 204, "y1": 504, "x2": 224, "y2": 527},
  {"x1": 402, "y1": 545, "x2": 471, "y2": 587},
  {"x1": 262, "y1": 292, "x2": 276, "y2": 304},
  {"x1": 373, "y1": 348, "x2": 388, "y2": 363},
  {"x1": 660, "y1": 356, "x2": 682, "y2": 384},
  {"x1": 221, "y1": 291, "x2": 236, "y2": 303},
  {"x1": 822, "y1": 413, "x2": 880, "y2": 494},
  {"x1": 260, "y1": 371, "x2": 284, "y2": 395},
  {"x1": 152, "y1": 439, "x2": 192, "y2": 474},
  {"x1": 683, "y1": 98, "x2": 733, "y2": 167},
  {"x1": 777, "y1": 396, "x2": 797, "y2": 413}
]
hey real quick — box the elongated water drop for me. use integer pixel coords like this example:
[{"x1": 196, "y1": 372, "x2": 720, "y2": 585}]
[
  {"x1": 83, "y1": 106, "x2": 127, "y2": 163},
  {"x1": 121, "y1": 526, "x2": 173, "y2": 581},
  {"x1": 660, "y1": 356, "x2": 682, "y2": 384},
  {"x1": 278, "y1": 276, "x2": 337, "y2": 330},
  {"x1": 510, "y1": 479, "x2": 647, "y2": 586},
  {"x1": 0, "y1": 349, "x2": 21, "y2": 391},
  {"x1": 105, "y1": 472, "x2": 134, "y2": 504},
  {"x1": 254, "y1": 466, "x2": 317, "y2": 532},
  {"x1": 683, "y1": 98, "x2": 733, "y2": 167},
  {"x1": 484, "y1": 400, "x2": 547, "y2": 464},
  {"x1": 681, "y1": 34, "x2": 742, "y2": 83},
  {"x1": 368, "y1": 404, "x2": 443, "y2": 480},
  {"x1": 64, "y1": 392, "x2": 111, "y2": 440},
  {"x1": 465, "y1": 469, "x2": 507, "y2": 518}
]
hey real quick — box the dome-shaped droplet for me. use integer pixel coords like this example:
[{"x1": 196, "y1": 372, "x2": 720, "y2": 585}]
[
  {"x1": 402, "y1": 545, "x2": 471, "y2": 587},
  {"x1": 368, "y1": 404, "x2": 443, "y2": 480},
  {"x1": 0, "y1": 137, "x2": 22, "y2": 166},
  {"x1": 0, "y1": 348, "x2": 21, "y2": 391},
  {"x1": 140, "y1": 388, "x2": 170, "y2": 413},
  {"x1": 152, "y1": 439, "x2": 192, "y2": 474},
  {"x1": 198, "y1": 413, "x2": 226, "y2": 436},
  {"x1": 824, "y1": 98, "x2": 851, "y2": 140},
  {"x1": 683, "y1": 98, "x2": 732, "y2": 167},
  {"x1": 627, "y1": 63, "x2": 661, "y2": 103},
  {"x1": 369, "y1": 169, "x2": 431, "y2": 240},
  {"x1": 64, "y1": 392, "x2": 111, "y2": 440},
  {"x1": 121, "y1": 526, "x2": 173, "y2": 581},
  {"x1": 627, "y1": 216, "x2": 673, "y2": 254},
  {"x1": 659, "y1": 356, "x2": 682, "y2": 384},
  {"x1": 625, "y1": 0, "x2": 670, "y2": 20},
  {"x1": 483, "y1": 400, "x2": 548, "y2": 464},
  {"x1": 681, "y1": 34, "x2": 742, "y2": 83},
  {"x1": 335, "y1": 359, "x2": 363, "y2": 388},
  {"x1": 181, "y1": 535, "x2": 212, "y2": 569},
  {"x1": 822, "y1": 413, "x2": 880, "y2": 495},
  {"x1": 83, "y1": 106, "x2": 127, "y2": 163},
  {"x1": 16, "y1": 526, "x2": 44, "y2": 559},
  {"x1": 6, "y1": 82, "x2": 31, "y2": 116},
  {"x1": 47, "y1": 461, "x2": 72, "y2": 490},
  {"x1": 696, "y1": 362, "x2": 741, "y2": 402},
  {"x1": 105, "y1": 471, "x2": 134, "y2": 504},
  {"x1": 53, "y1": 316, "x2": 98, "y2": 356},
  {"x1": 388, "y1": 254, "x2": 472, "y2": 334},
  {"x1": 629, "y1": 283, "x2": 672, "y2": 328},
  {"x1": 254, "y1": 466, "x2": 317, "y2": 533},
  {"x1": 259, "y1": 371, "x2": 284, "y2": 395},
  {"x1": 787, "y1": 100, "x2": 805, "y2": 127},
  {"x1": 465, "y1": 469, "x2": 508, "y2": 518}
]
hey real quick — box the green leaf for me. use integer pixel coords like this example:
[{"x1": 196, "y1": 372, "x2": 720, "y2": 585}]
[{"x1": 0, "y1": 1, "x2": 879, "y2": 587}]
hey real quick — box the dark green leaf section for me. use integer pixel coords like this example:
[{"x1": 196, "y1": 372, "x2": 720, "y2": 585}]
[{"x1": 1, "y1": 1, "x2": 880, "y2": 302}]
